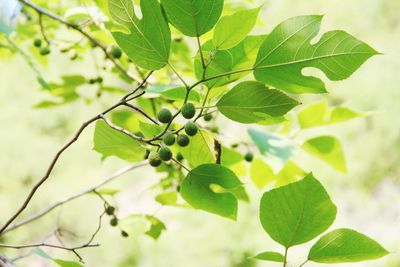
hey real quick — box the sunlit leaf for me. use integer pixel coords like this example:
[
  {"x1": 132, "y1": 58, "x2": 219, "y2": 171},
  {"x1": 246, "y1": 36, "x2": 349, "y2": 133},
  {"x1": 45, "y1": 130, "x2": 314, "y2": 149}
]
[{"x1": 254, "y1": 251, "x2": 285, "y2": 262}]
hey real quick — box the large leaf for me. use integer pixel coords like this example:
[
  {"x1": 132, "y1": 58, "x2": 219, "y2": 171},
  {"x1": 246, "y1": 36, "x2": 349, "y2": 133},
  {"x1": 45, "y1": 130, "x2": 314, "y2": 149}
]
[
  {"x1": 302, "y1": 136, "x2": 347, "y2": 173},
  {"x1": 213, "y1": 7, "x2": 260, "y2": 50},
  {"x1": 298, "y1": 100, "x2": 365, "y2": 129},
  {"x1": 217, "y1": 81, "x2": 300, "y2": 123},
  {"x1": 181, "y1": 129, "x2": 215, "y2": 167},
  {"x1": 161, "y1": 0, "x2": 223, "y2": 37},
  {"x1": 308, "y1": 229, "x2": 389, "y2": 263},
  {"x1": 93, "y1": 120, "x2": 145, "y2": 162},
  {"x1": 260, "y1": 173, "x2": 337, "y2": 248},
  {"x1": 181, "y1": 164, "x2": 246, "y2": 219},
  {"x1": 195, "y1": 35, "x2": 266, "y2": 88},
  {"x1": 254, "y1": 15, "x2": 378, "y2": 93},
  {"x1": 109, "y1": 0, "x2": 171, "y2": 70}
]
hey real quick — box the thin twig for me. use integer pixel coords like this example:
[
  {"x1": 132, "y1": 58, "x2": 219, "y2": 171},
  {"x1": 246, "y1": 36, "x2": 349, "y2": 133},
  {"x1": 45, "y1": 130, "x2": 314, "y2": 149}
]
[
  {"x1": 2, "y1": 162, "x2": 146, "y2": 234},
  {"x1": 123, "y1": 103, "x2": 159, "y2": 125},
  {"x1": 38, "y1": 13, "x2": 49, "y2": 45}
]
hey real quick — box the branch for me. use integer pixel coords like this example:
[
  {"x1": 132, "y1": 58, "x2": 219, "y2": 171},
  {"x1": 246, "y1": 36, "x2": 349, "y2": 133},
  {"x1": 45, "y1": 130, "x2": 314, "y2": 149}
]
[
  {"x1": 2, "y1": 162, "x2": 146, "y2": 235},
  {"x1": 0, "y1": 74, "x2": 152, "y2": 235},
  {"x1": 18, "y1": 0, "x2": 141, "y2": 83}
]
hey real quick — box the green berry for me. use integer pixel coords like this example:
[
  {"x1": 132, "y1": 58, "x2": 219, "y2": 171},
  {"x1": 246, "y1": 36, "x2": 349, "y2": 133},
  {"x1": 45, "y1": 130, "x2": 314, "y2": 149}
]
[
  {"x1": 177, "y1": 134, "x2": 190, "y2": 147},
  {"x1": 210, "y1": 126, "x2": 219, "y2": 133},
  {"x1": 203, "y1": 114, "x2": 213, "y2": 122},
  {"x1": 89, "y1": 78, "x2": 96, "y2": 84},
  {"x1": 159, "y1": 147, "x2": 172, "y2": 161},
  {"x1": 244, "y1": 152, "x2": 254, "y2": 162},
  {"x1": 111, "y1": 47, "x2": 122, "y2": 59},
  {"x1": 121, "y1": 230, "x2": 129, "y2": 238},
  {"x1": 184, "y1": 122, "x2": 198, "y2": 136},
  {"x1": 39, "y1": 47, "x2": 50, "y2": 56},
  {"x1": 33, "y1": 38, "x2": 42, "y2": 48},
  {"x1": 68, "y1": 50, "x2": 77, "y2": 60},
  {"x1": 110, "y1": 217, "x2": 118, "y2": 227},
  {"x1": 163, "y1": 133, "x2": 176, "y2": 146},
  {"x1": 106, "y1": 206, "x2": 115, "y2": 215},
  {"x1": 96, "y1": 76, "x2": 103, "y2": 83},
  {"x1": 231, "y1": 143, "x2": 239, "y2": 148},
  {"x1": 149, "y1": 152, "x2": 162, "y2": 167},
  {"x1": 181, "y1": 103, "x2": 196, "y2": 119},
  {"x1": 176, "y1": 152, "x2": 184, "y2": 162},
  {"x1": 157, "y1": 108, "x2": 172, "y2": 124}
]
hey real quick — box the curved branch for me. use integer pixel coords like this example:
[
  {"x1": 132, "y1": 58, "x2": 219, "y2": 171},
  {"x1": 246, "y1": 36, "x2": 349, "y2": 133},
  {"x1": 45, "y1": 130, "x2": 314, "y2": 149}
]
[{"x1": 2, "y1": 162, "x2": 146, "y2": 235}]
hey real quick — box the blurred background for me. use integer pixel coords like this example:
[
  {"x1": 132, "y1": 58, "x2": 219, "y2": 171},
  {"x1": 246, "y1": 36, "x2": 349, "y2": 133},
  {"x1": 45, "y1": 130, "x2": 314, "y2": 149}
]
[{"x1": 0, "y1": 0, "x2": 399, "y2": 266}]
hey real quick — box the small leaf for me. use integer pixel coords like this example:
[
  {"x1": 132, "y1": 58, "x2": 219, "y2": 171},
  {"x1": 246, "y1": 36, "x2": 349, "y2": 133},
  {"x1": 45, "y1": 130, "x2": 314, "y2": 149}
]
[
  {"x1": 145, "y1": 215, "x2": 166, "y2": 240},
  {"x1": 181, "y1": 129, "x2": 215, "y2": 167},
  {"x1": 181, "y1": 164, "x2": 246, "y2": 219},
  {"x1": 275, "y1": 161, "x2": 306, "y2": 187},
  {"x1": 302, "y1": 136, "x2": 347, "y2": 173},
  {"x1": 217, "y1": 81, "x2": 300, "y2": 124},
  {"x1": 221, "y1": 146, "x2": 243, "y2": 166},
  {"x1": 161, "y1": 0, "x2": 224, "y2": 37},
  {"x1": 253, "y1": 251, "x2": 285, "y2": 262},
  {"x1": 254, "y1": 15, "x2": 378, "y2": 93},
  {"x1": 213, "y1": 7, "x2": 260, "y2": 50},
  {"x1": 250, "y1": 158, "x2": 275, "y2": 189},
  {"x1": 260, "y1": 173, "x2": 337, "y2": 248},
  {"x1": 298, "y1": 100, "x2": 364, "y2": 129},
  {"x1": 93, "y1": 120, "x2": 145, "y2": 162},
  {"x1": 308, "y1": 229, "x2": 389, "y2": 263},
  {"x1": 155, "y1": 191, "x2": 178, "y2": 206},
  {"x1": 109, "y1": 0, "x2": 171, "y2": 70}
]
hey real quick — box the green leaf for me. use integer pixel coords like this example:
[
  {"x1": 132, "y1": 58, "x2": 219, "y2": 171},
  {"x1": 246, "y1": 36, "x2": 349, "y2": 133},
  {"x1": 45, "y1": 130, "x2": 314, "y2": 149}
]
[
  {"x1": 260, "y1": 173, "x2": 337, "y2": 248},
  {"x1": 155, "y1": 191, "x2": 178, "y2": 206},
  {"x1": 308, "y1": 229, "x2": 389, "y2": 263},
  {"x1": 93, "y1": 120, "x2": 145, "y2": 162},
  {"x1": 181, "y1": 164, "x2": 246, "y2": 219},
  {"x1": 109, "y1": 0, "x2": 171, "y2": 70},
  {"x1": 248, "y1": 129, "x2": 295, "y2": 162},
  {"x1": 254, "y1": 15, "x2": 378, "y2": 93},
  {"x1": 181, "y1": 129, "x2": 215, "y2": 167},
  {"x1": 146, "y1": 84, "x2": 200, "y2": 102},
  {"x1": 275, "y1": 161, "x2": 306, "y2": 187},
  {"x1": 302, "y1": 136, "x2": 347, "y2": 173},
  {"x1": 145, "y1": 215, "x2": 166, "y2": 240},
  {"x1": 253, "y1": 251, "x2": 285, "y2": 262},
  {"x1": 220, "y1": 146, "x2": 243, "y2": 166},
  {"x1": 250, "y1": 158, "x2": 275, "y2": 189},
  {"x1": 213, "y1": 7, "x2": 260, "y2": 50},
  {"x1": 195, "y1": 35, "x2": 266, "y2": 88},
  {"x1": 33, "y1": 248, "x2": 83, "y2": 267},
  {"x1": 217, "y1": 81, "x2": 300, "y2": 124},
  {"x1": 298, "y1": 100, "x2": 364, "y2": 129},
  {"x1": 161, "y1": 0, "x2": 224, "y2": 37}
]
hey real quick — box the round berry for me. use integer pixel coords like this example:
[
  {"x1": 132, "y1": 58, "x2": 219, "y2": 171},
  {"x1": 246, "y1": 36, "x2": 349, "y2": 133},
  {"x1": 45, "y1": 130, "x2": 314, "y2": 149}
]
[
  {"x1": 181, "y1": 103, "x2": 196, "y2": 119},
  {"x1": 68, "y1": 50, "x2": 77, "y2": 60},
  {"x1": 210, "y1": 126, "x2": 219, "y2": 133},
  {"x1": 96, "y1": 76, "x2": 103, "y2": 83},
  {"x1": 39, "y1": 47, "x2": 50, "y2": 56},
  {"x1": 111, "y1": 46, "x2": 122, "y2": 59},
  {"x1": 184, "y1": 122, "x2": 198, "y2": 136},
  {"x1": 157, "y1": 108, "x2": 172, "y2": 124},
  {"x1": 121, "y1": 230, "x2": 129, "y2": 238},
  {"x1": 149, "y1": 152, "x2": 162, "y2": 167},
  {"x1": 33, "y1": 38, "x2": 42, "y2": 48},
  {"x1": 159, "y1": 147, "x2": 172, "y2": 161},
  {"x1": 176, "y1": 152, "x2": 184, "y2": 162},
  {"x1": 177, "y1": 134, "x2": 190, "y2": 147},
  {"x1": 110, "y1": 217, "x2": 118, "y2": 227},
  {"x1": 244, "y1": 152, "x2": 254, "y2": 162},
  {"x1": 163, "y1": 133, "x2": 176, "y2": 146},
  {"x1": 203, "y1": 114, "x2": 213, "y2": 122},
  {"x1": 106, "y1": 206, "x2": 115, "y2": 215}
]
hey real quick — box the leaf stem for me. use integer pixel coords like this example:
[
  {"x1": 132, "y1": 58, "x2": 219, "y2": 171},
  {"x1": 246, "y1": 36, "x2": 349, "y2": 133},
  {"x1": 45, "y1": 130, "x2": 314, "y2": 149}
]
[{"x1": 283, "y1": 248, "x2": 289, "y2": 267}]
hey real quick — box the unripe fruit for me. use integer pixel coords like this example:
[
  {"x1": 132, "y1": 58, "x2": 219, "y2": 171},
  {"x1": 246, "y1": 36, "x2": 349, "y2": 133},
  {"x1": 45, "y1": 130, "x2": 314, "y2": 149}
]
[
  {"x1": 106, "y1": 206, "x2": 115, "y2": 215},
  {"x1": 68, "y1": 50, "x2": 77, "y2": 60},
  {"x1": 184, "y1": 122, "x2": 198, "y2": 136},
  {"x1": 177, "y1": 134, "x2": 190, "y2": 147},
  {"x1": 121, "y1": 230, "x2": 129, "y2": 238},
  {"x1": 157, "y1": 108, "x2": 172, "y2": 124},
  {"x1": 210, "y1": 126, "x2": 219, "y2": 133},
  {"x1": 39, "y1": 47, "x2": 50, "y2": 56},
  {"x1": 33, "y1": 38, "x2": 42, "y2": 48},
  {"x1": 110, "y1": 217, "x2": 118, "y2": 227},
  {"x1": 111, "y1": 47, "x2": 122, "y2": 59},
  {"x1": 181, "y1": 103, "x2": 196, "y2": 119},
  {"x1": 96, "y1": 76, "x2": 103, "y2": 83},
  {"x1": 163, "y1": 133, "x2": 175, "y2": 146},
  {"x1": 149, "y1": 152, "x2": 162, "y2": 167},
  {"x1": 89, "y1": 78, "x2": 96, "y2": 84},
  {"x1": 159, "y1": 147, "x2": 172, "y2": 161},
  {"x1": 176, "y1": 152, "x2": 184, "y2": 162},
  {"x1": 244, "y1": 152, "x2": 254, "y2": 162},
  {"x1": 203, "y1": 114, "x2": 213, "y2": 122}
]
